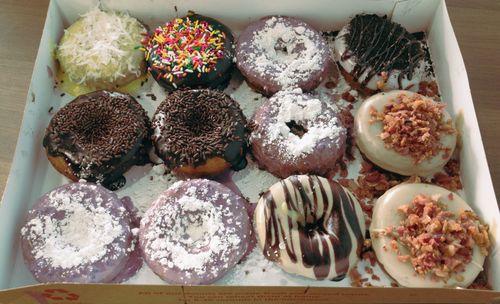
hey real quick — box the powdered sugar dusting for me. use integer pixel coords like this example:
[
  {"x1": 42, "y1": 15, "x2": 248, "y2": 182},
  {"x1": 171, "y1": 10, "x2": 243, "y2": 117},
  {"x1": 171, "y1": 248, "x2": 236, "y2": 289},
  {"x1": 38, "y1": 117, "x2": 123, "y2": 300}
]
[{"x1": 233, "y1": 158, "x2": 280, "y2": 203}]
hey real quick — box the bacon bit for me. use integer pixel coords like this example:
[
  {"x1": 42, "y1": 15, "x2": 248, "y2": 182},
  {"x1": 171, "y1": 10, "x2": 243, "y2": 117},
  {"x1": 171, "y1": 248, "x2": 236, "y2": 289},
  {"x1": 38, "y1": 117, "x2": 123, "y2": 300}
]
[
  {"x1": 392, "y1": 194, "x2": 491, "y2": 282},
  {"x1": 365, "y1": 266, "x2": 374, "y2": 274},
  {"x1": 390, "y1": 240, "x2": 400, "y2": 253},
  {"x1": 448, "y1": 193, "x2": 454, "y2": 200},
  {"x1": 418, "y1": 80, "x2": 440, "y2": 99},
  {"x1": 370, "y1": 93, "x2": 455, "y2": 163},
  {"x1": 325, "y1": 81, "x2": 337, "y2": 89},
  {"x1": 349, "y1": 267, "x2": 363, "y2": 287},
  {"x1": 339, "y1": 109, "x2": 355, "y2": 161},
  {"x1": 391, "y1": 282, "x2": 399, "y2": 287},
  {"x1": 432, "y1": 159, "x2": 463, "y2": 191},
  {"x1": 341, "y1": 91, "x2": 356, "y2": 103},
  {"x1": 371, "y1": 274, "x2": 381, "y2": 281}
]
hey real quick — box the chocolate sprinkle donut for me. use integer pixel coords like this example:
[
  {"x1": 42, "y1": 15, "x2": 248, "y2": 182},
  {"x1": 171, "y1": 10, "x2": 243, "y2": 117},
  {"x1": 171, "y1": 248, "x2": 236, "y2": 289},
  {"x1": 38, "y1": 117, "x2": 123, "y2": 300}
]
[
  {"x1": 152, "y1": 89, "x2": 248, "y2": 173},
  {"x1": 43, "y1": 91, "x2": 151, "y2": 189}
]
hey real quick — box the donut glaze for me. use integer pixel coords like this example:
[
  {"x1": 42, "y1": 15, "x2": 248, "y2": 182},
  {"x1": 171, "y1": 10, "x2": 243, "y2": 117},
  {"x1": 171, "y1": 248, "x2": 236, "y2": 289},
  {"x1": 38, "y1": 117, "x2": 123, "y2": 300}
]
[
  {"x1": 251, "y1": 90, "x2": 346, "y2": 178},
  {"x1": 152, "y1": 89, "x2": 248, "y2": 177},
  {"x1": 43, "y1": 90, "x2": 151, "y2": 189},
  {"x1": 354, "y1": 90, "x2": 456, "y2": 176},
  {"x1": 145, "y1": 13, "x2": 234, "y2": 91},
  {"x1": 20, "y1": 182, "x2": 137, "y2": 283},
  {"x1": 254, "y1": 175, "x2": 365, "y2": 281},
  {"x1": 334, "y1": 14, "x2": 426, "y2": 92},
  {"x1": 370, "y1": 183, "x2": 487, "y2": 288},
  {"x1": 139, "y1": 179, "x2": 251, "y2": 284},
  {"x1": 236, "y1": 16, "x2": 331, "y2": 96}
]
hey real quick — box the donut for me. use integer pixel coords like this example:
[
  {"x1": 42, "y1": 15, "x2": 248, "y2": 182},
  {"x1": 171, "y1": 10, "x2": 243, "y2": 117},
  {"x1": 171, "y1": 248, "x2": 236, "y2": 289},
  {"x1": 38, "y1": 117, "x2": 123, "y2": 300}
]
[
  {"x1": 43, "y1": 90, "x2": 151, "y2": 189},
  {"x1": 354, "y1": 90, "x2": 456, "y2": 176},
  {"x1": 145, "y1": 13, "x2": 234, "y2": 91},
  {"x1": 20, "y1": 182, "x2": 140, "y2": 283},
  {"x1": 236, "y1": 16, "x2": 331, "y2": 96},
  {"x1": 152, "y1": 89, "x2": 248, "y2": 177},
  {"x1": 334, "y1": 14, "x2": 427, "y2": 93},
  {"x1": 370, "y1": 183, "x2": 491, "y2": 287},
  {"x1": 139, "y1": 179, "x2": 251, "y2": 284},
  {"x1": 250, "y1": 90, "x2": 346, "y2": 178},
  {"x1": 254, "y1": 175, "x2": 365, "y2": 280},
  {"x1": 56, "y1": 8, "x2": 147, "y2": 92}
]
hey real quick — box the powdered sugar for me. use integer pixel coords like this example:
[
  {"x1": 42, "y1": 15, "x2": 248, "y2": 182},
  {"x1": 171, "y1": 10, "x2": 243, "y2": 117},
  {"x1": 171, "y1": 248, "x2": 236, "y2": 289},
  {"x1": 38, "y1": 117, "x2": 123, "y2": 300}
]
[{"x1": 233, "y1": 158, "x2": 280, "y2": 203}]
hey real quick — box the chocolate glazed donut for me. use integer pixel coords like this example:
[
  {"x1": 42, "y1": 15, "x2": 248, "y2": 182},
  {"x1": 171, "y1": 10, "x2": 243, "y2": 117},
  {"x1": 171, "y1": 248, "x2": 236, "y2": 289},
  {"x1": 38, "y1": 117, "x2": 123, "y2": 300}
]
[
  {"x1": 145, "y1": 12, "x2": 234, "y2": 91},
  {"x1": 43, "y1": 91, "x2": 151, "y2": 190},
  {"x1": 254, "y1": 175, "x2": 365, "y2": 281},
  {"x1": 152, "y1": 89, "x2": 248, "y2": 177}
]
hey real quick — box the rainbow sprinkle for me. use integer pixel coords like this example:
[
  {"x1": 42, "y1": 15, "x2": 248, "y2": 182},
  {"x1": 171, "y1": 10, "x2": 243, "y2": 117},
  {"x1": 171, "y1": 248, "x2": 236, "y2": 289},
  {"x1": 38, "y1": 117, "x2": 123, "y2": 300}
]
[{"x1": 143, "y1": 17, "x2": 226, "y2": 83}]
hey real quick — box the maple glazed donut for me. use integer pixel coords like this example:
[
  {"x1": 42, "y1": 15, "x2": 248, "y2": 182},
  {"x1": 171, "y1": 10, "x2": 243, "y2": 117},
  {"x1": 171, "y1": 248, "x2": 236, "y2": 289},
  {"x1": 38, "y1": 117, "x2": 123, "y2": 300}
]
[
  {"x1": 43, "y1": 91, "x2": 151, "y2": 189},
  {"x1": 56, "y1": 8, "x2": 147, "y2": 91},
  {"x1": 250, "y1": 90, "x2": 346, "y2": 179},
  {"x1": 139, "y1": 179, "x2": 252, "y2": 284},
  {"x1": 254, "y1": 175, "x2": 366, "y2": 281},
  {"x1": 20, "y1": 182, "x2": 140, "y2": 283},
  {"x1": 354, "y1": 90, "x2": 456, "y2": 176},
  {"x1": 152, "y1": 89, "x2": 249, "y2": 177},
  {"x1": 236, "y1": 16, "x2": 331, "y2": 96},
  {"x1": 370, "y1": 183, "x2": 491, "y2": 287},
  {"x1": 334, "y1": 14, "x2": 427, "y2": 93},
  {"x1": 145, "y1": 13, "x2": 234, "y2": 91}
]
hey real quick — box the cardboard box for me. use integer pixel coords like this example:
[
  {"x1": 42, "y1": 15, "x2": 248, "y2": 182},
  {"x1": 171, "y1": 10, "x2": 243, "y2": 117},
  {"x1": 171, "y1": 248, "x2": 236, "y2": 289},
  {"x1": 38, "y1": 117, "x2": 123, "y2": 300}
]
[{"x1": 0, "y1": 0, "x2": 499, "y2": 303}]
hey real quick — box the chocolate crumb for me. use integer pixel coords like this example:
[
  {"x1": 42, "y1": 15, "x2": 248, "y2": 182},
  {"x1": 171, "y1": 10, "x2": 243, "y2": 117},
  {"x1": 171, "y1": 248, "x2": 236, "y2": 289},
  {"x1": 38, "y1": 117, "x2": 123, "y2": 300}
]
[
  {"x1": 48, "y1": 106, "x2": 54, "y2": 114},
  {"x1": 60, "y1": 93, "x2": 66, "y2": 97}
]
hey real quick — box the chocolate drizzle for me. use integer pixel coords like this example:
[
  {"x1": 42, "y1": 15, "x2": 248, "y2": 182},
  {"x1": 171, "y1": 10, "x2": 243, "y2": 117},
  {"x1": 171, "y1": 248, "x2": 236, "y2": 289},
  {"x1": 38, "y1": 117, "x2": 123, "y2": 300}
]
[
  {"x1": 258, "y1": 175, "x2": 365, "y2": 280},
  {"x1": 340, "y1": 14, "x2": 425, "y2": 88},
  {"x1": 152, "y1": 89, "x2": 249, "y2": 171}
]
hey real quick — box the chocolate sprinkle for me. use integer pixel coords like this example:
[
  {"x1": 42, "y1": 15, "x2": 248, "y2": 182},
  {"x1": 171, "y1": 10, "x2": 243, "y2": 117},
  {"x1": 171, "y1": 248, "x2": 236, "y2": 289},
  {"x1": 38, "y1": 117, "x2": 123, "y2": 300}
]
[
  {"x1": 152, "y1": 89, "x2": 248, "y2": 170},
  {"x1": 43, "y1": 90, "x2": 151, "y2": 187},
  {"x1": 341, "y1": 15, "x2": 425, "y2": 87}
]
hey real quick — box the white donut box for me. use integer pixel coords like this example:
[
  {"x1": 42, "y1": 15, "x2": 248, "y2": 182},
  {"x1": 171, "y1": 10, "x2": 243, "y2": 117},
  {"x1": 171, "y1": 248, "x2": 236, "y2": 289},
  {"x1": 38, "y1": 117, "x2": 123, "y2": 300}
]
[{"x1": 0, "y1": 0, "x2": 499, "y2": 303}]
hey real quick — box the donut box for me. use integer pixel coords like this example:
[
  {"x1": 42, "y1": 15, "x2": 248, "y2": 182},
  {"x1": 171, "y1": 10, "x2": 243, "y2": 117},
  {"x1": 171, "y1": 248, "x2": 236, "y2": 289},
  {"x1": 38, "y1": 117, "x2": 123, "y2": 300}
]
[{"x1": 0, "y1": 0, "x2": 499, "y2": 303}]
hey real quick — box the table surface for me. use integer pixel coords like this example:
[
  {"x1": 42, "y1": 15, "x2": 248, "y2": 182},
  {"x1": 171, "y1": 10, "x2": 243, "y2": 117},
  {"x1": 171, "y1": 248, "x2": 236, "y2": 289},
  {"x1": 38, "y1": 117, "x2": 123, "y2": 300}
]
[{"x1": 0, "y1": 0, "x2": 499, "y2": 203}]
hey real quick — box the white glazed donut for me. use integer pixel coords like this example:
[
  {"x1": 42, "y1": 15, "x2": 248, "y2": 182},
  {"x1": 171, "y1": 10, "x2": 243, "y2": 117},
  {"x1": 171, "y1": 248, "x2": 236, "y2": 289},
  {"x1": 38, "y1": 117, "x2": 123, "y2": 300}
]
[
  {"x1": 354, "y1": 90, "x2": 456, "y2": 176},
  {"x1": 254, "y1": 175, "x2": 365, "y2": 281},
  {"x1": 370, "y1": 183, "x2": 488, "y2": 288}
]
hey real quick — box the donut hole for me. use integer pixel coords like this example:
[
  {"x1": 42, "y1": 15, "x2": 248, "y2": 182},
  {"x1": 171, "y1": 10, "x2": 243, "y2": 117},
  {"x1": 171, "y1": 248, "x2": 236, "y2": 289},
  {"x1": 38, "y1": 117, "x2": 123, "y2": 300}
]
[
  {"x1": 184, "y1": 108, "x2": 215, "y2": 137},
  {"x1": 176, "y1": 200, "x2": 219, "y2": 253},
  {"x1": 285, "y1": 120, "x2": 308, "y2": 138},
  {"x1": 300, "y1": 210, "x2": 340, "y2": 238},
  {"x1": 271, "y1": 37, "x2": 299, "y2": 63},
  {"x1": 75, "y1": 111, "x2": 112, "y2": 145}
]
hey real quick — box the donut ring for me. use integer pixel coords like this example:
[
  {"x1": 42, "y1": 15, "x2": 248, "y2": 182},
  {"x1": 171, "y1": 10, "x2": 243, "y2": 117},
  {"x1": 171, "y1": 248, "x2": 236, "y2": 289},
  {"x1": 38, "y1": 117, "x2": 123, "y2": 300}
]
[
  {"x1": 236, "y1": 16, "x2": 331, "y2": 96},
  {"x1": 43, "y1": 90, "x2": 151, "y2": 189},
  {"x1": 20, "y1": 182, "x2": 137, "y2": 283},
  {"x1": 254, "y1": 175, "x2": 366, "y2": 281},
  {"x1": 250, "y1": 90, "x2": 346, "y2": 178},
  {"x1": 334, "y1": 14, "x2": 426, "y2": 93},
  {"x1": 152, "y1": 89, "x2": 248, "y2": 177},
  {"x1": 139, "y1": 179, "x2": 251, "y2": 284},
  {"x1": 354, "y1": 90, "x2": 456, "y2": 176},
  {"x1": 370, "y1": 183, "x2": 488, "y2": 288},
  {"x1": 145, "y1": 13, "x2": 234, "y2": 91}
]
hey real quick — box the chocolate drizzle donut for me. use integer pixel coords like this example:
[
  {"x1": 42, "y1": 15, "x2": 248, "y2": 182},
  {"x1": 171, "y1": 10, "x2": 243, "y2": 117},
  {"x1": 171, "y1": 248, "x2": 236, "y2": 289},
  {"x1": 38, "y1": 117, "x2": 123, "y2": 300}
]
[
  {"x1": 152, "y1": 89, "x2": 248, "y2": 177},
  {"x1": 145, "y1": 13, "x2": 234, "y2": 91},
  {"x1": 43, "y1": 91, "x2": 150, "y2": 189},
  {"x1": 334, "y1": 14, "x2": 426, "y2": 92},
  {"x1": 254, "y1": 175, "x2": 365, "y2": 281}
]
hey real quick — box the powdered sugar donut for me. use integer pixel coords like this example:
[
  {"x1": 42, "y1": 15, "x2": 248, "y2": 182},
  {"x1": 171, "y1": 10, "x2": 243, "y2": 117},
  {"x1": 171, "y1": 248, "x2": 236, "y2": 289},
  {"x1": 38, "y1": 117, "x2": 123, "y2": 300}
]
[
  {"x1": 20, "y1": 182, "x2": 139, "y2": 283},
  {"x1": 236, "y1": 16, "x2": 331, "y2": 96},
  {"x1": 250, "y1": 90, "x2": 346, "y2": 178},
  {"x1": 139, "y1": 179, "x2": 251, "y2": 285}
]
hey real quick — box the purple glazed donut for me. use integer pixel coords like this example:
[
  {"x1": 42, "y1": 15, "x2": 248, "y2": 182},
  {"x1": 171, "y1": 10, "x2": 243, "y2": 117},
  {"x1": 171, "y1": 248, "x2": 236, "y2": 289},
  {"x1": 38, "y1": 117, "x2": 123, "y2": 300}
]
[
  {"x1": 139, "y1": 179, "x2": 251, "y2": 285},
  {"x1": 236, "y1": 16, "x2": 331, "y2": 96},
  {"x1": 20, "y1": 182, "x2": 141, "y2": 283},
  {"x1": 250, "y1": 90, "x2": 347, "y2": 178}
]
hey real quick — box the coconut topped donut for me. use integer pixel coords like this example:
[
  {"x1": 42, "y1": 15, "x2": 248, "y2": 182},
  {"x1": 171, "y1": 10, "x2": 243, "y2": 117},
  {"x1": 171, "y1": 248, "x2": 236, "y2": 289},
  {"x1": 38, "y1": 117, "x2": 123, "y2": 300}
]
[
  {"x1": 139, "y1": 179, "x2": 251, "y2": 284},
  {"x1": 43, "y1": 90, "x2": 151, "y2": 189},
  {"x1": 354, "y1": 90, "x2": 456, "y2": 176},
  {"x1": 56, "y1": 8, "x2": 147, "y2": 91},
  {"x1": 334, "y1": 14, "x2": 427, "y2": 92},
  {"x1": 20, "y1": 182, "x2": 138, "y2": 283},
  {"x1": 236, "y1": 16, "x2": 331, "y2": 96},
  {"x1": 145, "y1": 13, "x2": 234, "y2": 91},
  {"x1": 370, "y1": 183, "x2": 491, "y2": 288},
  {"x1": 251, "y1": 90, "x2": 346, "y2": 178}
]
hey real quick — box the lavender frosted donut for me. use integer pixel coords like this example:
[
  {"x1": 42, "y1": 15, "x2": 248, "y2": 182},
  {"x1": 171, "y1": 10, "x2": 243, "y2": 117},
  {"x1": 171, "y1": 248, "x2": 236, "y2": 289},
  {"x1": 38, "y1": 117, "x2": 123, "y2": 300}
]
[
  {"x1": 236, "y1": 16, "x2": 331, "y2": 96},
  {"x1": 250, "y1": 90, "x2": 347, "y2": 178},
  {"x1": 20, "y1": 182, "x2": 140, "y2": 283},
  {"x1": 139, "y1": 179, "x2": 251, "y2": 285}
]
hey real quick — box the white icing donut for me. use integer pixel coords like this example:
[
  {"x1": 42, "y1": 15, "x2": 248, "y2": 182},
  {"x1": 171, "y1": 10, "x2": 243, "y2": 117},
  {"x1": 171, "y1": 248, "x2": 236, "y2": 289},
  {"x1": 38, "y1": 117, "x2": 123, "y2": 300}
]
[
  {"x1": 254, "y1": 175, "x2": 366, "y2": 281},
  {"x1": 354, "y1": 90, "x2": 456, "y2": 176},
  {"x1": 370, "y1": 183, "x2": 487, "y2": 288}
]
